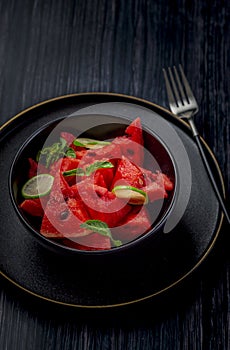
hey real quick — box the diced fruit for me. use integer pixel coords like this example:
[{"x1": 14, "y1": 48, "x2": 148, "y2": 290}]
[
  {"x1": 76, "y1": 180, "x2": 132, "y2": 227},
  {"x1": 125, "y1": 117, "x2": 144, "y2": 146},
  {"x1": 19, "y1": 117, "x2": 175, "y2": 251},
  {"x1": 111, "y1": 117, "x2": 144, "y2": 166},
  {"x1": 69, "y1": 233, "x2": 111, "y2": 250},
  {"x1": 27, "y1": 158, "x2": 48, "y2": 178},
  {"x1": 60, "y1": 132, "x2": 76, "y2": 145},
  {"x1": 40, "y1": 182, "x2": 90, "y2": 238},
  {"x1": 113, "y1": 207, "x2": 151, "y2": 242},
  {"x1": 78, "y1": 142, "x2": 122, "y2": 167},
  {"x1": 111, "y1": 156, "x2": 145, "y2": 189},
  {"x1": 112, "y1": 136, "x2": 144, "y2": 166},
  {"x1": 19, "y1": 198, "x2": 47, "y2": 217},
  {"x1": 142, "y1": 181, "x2": 168, "y2": 201}
]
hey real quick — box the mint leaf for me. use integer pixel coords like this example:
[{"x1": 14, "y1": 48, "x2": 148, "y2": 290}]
[
  {"x1": 37, "y1": 137, "x2": 68, "y2": 168},
  {"x1": 85, "y1": 161, "x2": 114, "y2": 176},
  {"x1": 80, "y1": 220, "x2": 122, "y2": 247},
  {"x1": 63, "y1": 168, "x2": 85, "y2": 177},
  {"x1": 63, "y1": 160, "x2": 114, "y2": 177},
  {"x1": 65, "y1": 147, "x2": 76, "y2": 158}
]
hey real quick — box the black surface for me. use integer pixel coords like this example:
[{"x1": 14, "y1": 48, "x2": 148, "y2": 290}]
[{"x1": 0, "y1": 0, "x2": 229, "y2": 349}]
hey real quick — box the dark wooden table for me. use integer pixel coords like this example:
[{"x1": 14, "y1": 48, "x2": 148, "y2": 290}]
[{"x1": 0, "y1": 0, "x2": 229, "y2": 349}]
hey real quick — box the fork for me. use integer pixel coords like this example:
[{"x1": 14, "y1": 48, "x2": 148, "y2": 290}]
[{"x1": 163, "y1": 64, "x2": 230, "y2": 224}]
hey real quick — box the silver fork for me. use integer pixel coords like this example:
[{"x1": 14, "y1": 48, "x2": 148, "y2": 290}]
[{"x1": 163, "y1": 64, "x2": 230, "y2": 224}]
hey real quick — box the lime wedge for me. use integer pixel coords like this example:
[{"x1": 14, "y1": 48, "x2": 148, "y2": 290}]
[
  {"x1": 21, "y1": 174, "x2": 54, "y2": 199},
  {"x1": 112, "y1": 185, "x2": 148, "y2": 205},
  {"x1": 73, "y1": 138, "x2": 111, "y2": 149}
]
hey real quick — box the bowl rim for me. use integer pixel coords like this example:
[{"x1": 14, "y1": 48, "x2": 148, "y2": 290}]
[{"x1": 9, "y1": 113, "x2": 178, "y2": 256}]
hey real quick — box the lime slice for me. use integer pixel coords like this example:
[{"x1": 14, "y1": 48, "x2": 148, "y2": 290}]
[
  {"x1": 21, "y1": 174, "x2": 54, "y2": 199},
  {"x1": 112, "y1": 185, "x2": 148, "y2": 205},
  {"x1": 73, "y1": 138, "x2": 111, "y2": 149}
]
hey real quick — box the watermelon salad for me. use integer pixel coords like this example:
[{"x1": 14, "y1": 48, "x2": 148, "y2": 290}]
[{"x1": 19, "y1": 117, "x2": 174, "y2": 251}]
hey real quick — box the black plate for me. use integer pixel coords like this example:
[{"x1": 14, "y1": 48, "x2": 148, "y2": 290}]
[{"x1": 0, "y1": 93, "x2": 224, "y2": 308}]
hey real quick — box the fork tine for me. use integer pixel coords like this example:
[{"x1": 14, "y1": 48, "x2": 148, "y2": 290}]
[
  {"x1": 167, "y1": 67, "x2": 181, "y2": 103},
  {"x1": 162, "y1": 68, "x2": 177, "y2": 106},
  {"x1": 173, "y1": 66, "x2": 188, "y2": 104},
  {"x1": 163, "y1": 68, "x2": 176, "y2": 104},
  {"x1": 178, "y1": 64, "x2": 195, "y2": 101}
]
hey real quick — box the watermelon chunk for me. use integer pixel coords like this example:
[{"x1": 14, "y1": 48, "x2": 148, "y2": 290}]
[
  {"x1": 20, "y1": 198, "x2": 47, "y2": 217},
  {"x1": 75, "y1": 149, "x2": 87, "y2": 159},
  {"x1": 94, "y1": 163, "x2": 116, "y2": 189},
  {"x1": 125, "y1": 117, "x2": 144, "y2": 146},
  {"x1": 40, "y1": 174, "x2": 90, "y2": 238},
  {"x1": 78, "y1": 143, "x2": 122, "y2": 167},
  {"x1": 28, "y1": 158, "x2": 48, "y2": 178},
  {"x1": 76, "y1": 179, "x2": 132, "y2": 227},
  {"x1": 61, "y1": 157, "x2": 81, "y2": 185},
  {"x1": 112, "y1": 136, "x2": 143, "y2": 167},
  {"x1": 40, "y1": 199, "x2": 90, "y2": 238},
  {"x1": 142, "y1": 181, "x2": 168, "y2": 201},
  {"x1": 140, "y1": 169, "x2": 174, "y2": 201},
  {"x1": 60, "y1": 132, "x2": 76, "y2": 145},
  {"x1": 113, "y1": 206, "x2": 151, "y2": 243},
  {"x1": 69, "y1": 233, "x2": 111, "y2": 251},
  {"x1": 111, "y1": 156, "x2": 145, "y2": 189},
  {"x1": 28, "y1": 158, "x2": 38, "y2": 178},
  {"x1": 111, "y1": 117, "x2": 144, "y2": 166},
  {"x1": 93, "y1": 172, "x2": 107, "y2": 188}
]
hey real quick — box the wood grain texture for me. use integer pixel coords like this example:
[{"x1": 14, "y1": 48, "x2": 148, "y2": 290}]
[{"x1": 0, "y1": 0, "x2": 229, "y2": 349}]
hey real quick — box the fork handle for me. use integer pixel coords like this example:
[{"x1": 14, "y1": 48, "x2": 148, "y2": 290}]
[{"x1": 190, "y1": 126, "x2": 230, "y2": 225}]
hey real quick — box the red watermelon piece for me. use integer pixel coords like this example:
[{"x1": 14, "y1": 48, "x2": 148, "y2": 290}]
[
  {"x1": 28, "y1": 158, "x2": 48, "y2": 178},
  {"x1": 139, "y1": 168, "x2": 174, "y2": 201},
  {"x1": 113, "y1": 206, "x2": 151, "y2": 243},
  {"x1": 94, "y1": 162, "x2": 116, "y2": 189},
  {"x1": 157, "y1": 172, "x2": 174, "y2": 191},
  {"x1": 141, "y1": 168, "x2": 174, "y2": 191},
  {"x1": 40, "y1": 173, "x2": 90, "y2": 238},
  {"x1": 112, "y1": 136, "x2": 144, "y2": 166},
  {"x1": 111, "y1": 117, "x2": 144, "y2": 166},
  {"x1": 142, "y1": 181, "x2": 168, "y2": 201},
  {"x1": 76, "y1": 179, "x2": 132, "y2": 227},
  {"x1": 61, "y1": 157, "x2": 81, "y2": 185},
  {"x1": 75, "y1": 149, "x2": 87, "y2": 159},
  {"x1": 125, "y1": 117, "x2": 144, "y2": 146},
  {"x1": 69, "y1": 233, "x2": 111, "y2": 251},
  {"x1": 50, "y1": 157, "x2": 80, "y2": 175},
  {"x1": 60, "y1": 132, "x2": 76, "y2": 145},
  {"x1": 93, "y1": 172, "x2": 107, "y2": 188},
  {"x1": 111, "y1": 156, "x2": 145, "y2": 189},
  {"x1": 60, "y1": 157, "x2": 80, "y2": 172},
  {"x1": 69, "y1": 181, "x2": 111, "y2": 200},
  {"x1": 78, "y1": 142, "x2": 122, "y2": 168},
  {"x1": 40, "y1": 198, "x2": 90, "y2": 238},
  {"x1": 20, "y1": 198, "x2": 47, "y2": 217},
  {"x1": 28, "y1": 158, "x2": 38, "y2": 178}
]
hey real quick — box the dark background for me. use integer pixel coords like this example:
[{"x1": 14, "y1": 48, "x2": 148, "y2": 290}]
[{"x1": 0, "y1": 0, "x2": 229, "y2": 349}]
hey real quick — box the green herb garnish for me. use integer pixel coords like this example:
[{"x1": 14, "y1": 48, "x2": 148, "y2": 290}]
[
  {"x1": 37, "y1": 138, "x2": 77, "y2": 167},
  {"x1": 65, "y1": 147, "x2": 76, "y2": 158},
  {"x1": 63, "y1": 160, "x2": 114, "y2": 177},
  {"x1": 85, "y1": 160, "x2": 114, "y2": 176},
  {"x1": 73, "y1": 138, "x2": 111, "y2": 149},
  {"x1": 80, "y1": 220, "x2": 122, "y2": 247}
]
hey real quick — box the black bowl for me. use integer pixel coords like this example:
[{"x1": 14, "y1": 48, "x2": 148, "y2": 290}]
[{"x1": 9, "y1": 113, "x2": 177, "y2": 257}]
